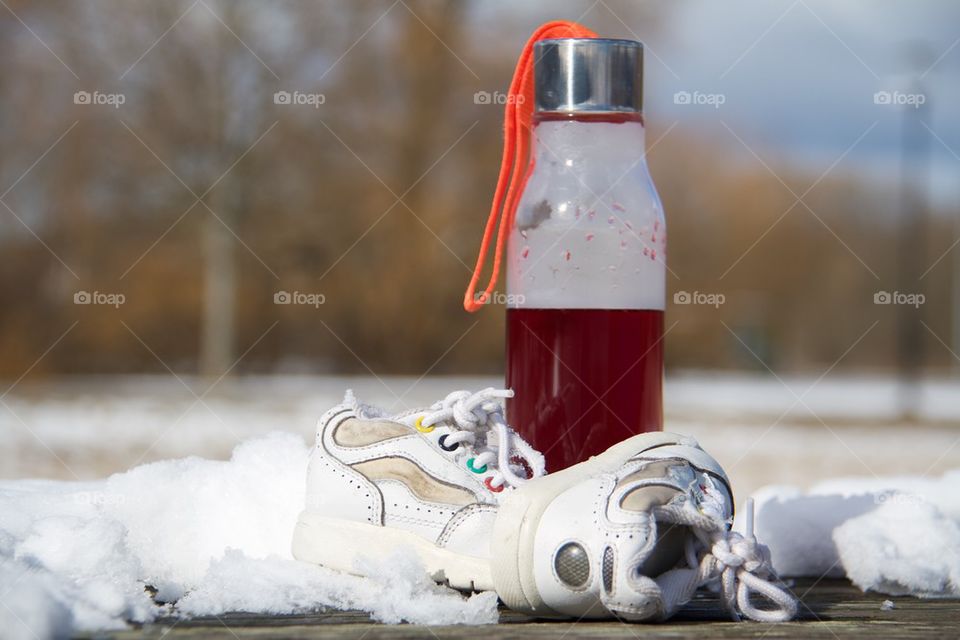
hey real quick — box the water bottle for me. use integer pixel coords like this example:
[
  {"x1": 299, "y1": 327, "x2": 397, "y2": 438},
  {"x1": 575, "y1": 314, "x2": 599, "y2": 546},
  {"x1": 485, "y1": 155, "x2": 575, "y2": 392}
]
[{"x1": 505, "y1": 38, "x2": 664, "y2": 470}]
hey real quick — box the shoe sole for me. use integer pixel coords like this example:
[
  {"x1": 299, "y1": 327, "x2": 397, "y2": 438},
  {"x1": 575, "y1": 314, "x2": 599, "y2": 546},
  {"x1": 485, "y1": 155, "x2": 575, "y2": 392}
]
[
  {"x1": 489, "y1": 432, "x2": 727, "y2": 617},
  {"x1": 292, "y1": 511, "x2": 494, "y2": 591}
]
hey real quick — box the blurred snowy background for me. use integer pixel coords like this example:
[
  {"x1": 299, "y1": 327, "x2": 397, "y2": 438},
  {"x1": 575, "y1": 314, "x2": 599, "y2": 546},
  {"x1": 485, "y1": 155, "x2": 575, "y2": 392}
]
[{"x1": 4, "y1": 375, "x2": 959, "y2": 499}]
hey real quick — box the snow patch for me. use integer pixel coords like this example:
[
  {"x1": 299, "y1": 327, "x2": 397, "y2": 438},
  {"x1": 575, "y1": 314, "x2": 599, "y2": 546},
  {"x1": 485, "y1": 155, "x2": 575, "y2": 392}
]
[
  {"x1": 834, "y1": 499, "x2": 960, "y2": 597},
  {"x1": 751, "y1": 471, "x2": 960, "y2": 597},
  {"x1": 0, "y1": 432, "x2": 499, "y2": 638},
  {"x1": 178, "y1": 550, "x2": 498, "y2": 625}
]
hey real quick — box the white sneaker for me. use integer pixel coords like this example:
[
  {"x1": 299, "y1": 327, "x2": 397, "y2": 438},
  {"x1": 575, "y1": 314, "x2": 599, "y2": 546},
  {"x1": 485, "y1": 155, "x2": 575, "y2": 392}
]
[
  {"x1": 291, "y1": 388, "x2": 545, "y2": 591},
  {"x1": 490, "y1": 433, "x2": 798, "y2": 622}
]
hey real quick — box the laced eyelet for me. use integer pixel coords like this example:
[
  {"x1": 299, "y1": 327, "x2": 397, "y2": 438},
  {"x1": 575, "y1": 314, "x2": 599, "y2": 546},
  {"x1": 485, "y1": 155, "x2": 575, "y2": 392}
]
[
  {"x1": 484, "y1": 477, "x2": 504, "y2": 493},
  {"x1": 414, "y1": 416, "x2": 435, "y2": 433},
  {"x1": 467, "y1": 457, "x2": 487, "y2": 474},
  {"x1": 438, "y1": 434, "x2": 459, "y2": 452}
]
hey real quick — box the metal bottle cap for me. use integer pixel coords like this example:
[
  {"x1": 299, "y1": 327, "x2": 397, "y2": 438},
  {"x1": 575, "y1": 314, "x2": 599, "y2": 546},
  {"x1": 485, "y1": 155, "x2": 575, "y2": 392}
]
[{"x1": 534, "y1": 38, "x2": 643, "y2": 114}]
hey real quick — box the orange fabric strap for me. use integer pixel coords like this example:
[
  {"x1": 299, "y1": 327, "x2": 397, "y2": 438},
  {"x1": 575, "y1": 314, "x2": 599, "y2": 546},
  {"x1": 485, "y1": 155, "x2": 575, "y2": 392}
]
[{"x1": 463, "y1": 21, "x2": 598, "y2": 312}]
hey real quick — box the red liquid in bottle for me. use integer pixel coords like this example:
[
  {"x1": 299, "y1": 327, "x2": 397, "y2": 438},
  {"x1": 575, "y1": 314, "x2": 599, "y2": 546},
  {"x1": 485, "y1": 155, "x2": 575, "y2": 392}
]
[{"x1": 505, "y1": 307, "x2": 664, "y2": 471}]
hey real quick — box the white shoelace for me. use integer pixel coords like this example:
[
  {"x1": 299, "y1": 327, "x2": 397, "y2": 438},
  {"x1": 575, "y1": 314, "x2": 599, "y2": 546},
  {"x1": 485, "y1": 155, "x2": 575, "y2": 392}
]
[
  {"x1": 655, "y1": 498, "x2": 798, "y2": 622},
  {"x1": 418, "y1": 388, "x2": 545, "y2": 490}
]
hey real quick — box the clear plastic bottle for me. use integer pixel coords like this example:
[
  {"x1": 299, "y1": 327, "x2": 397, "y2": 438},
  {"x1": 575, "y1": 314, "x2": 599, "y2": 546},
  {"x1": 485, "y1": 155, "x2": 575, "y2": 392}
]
[{"x1": 505, "y1": 38, "x2": 665, "y2": 471}]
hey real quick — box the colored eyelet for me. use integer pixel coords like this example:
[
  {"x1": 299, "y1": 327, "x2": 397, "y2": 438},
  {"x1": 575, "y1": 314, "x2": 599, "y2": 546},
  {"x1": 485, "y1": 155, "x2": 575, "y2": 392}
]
[
  {"x1": 484, "y1": 477, "x2": 504, "y2": 493},
  {"x1": 467, "y1": 458, "x2": 487, "y2": 474},
  {"x1": 414, "y1": 416, "x2": 435, "y2": 434},
  {"x1": 438, "y1": 434, "x2": 459, "y2": 452}
]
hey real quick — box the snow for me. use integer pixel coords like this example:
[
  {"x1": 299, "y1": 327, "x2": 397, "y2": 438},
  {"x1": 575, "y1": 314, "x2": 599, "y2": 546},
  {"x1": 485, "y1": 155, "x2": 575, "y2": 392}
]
[
  {"x1": 667, "y1": 372, "x2": 960, "y2": 423},
  {"x1": 177, "y1": 550, "x2": 498, "y2": 624},
  {"x1": 751, "y1": 471, "x2": 960, "y2": 597},
  {"x1": 0, "y1": 432, "x2": 498, "y2": 639},
  {"x1": 0, "y1": 375, "x2": 499, "y2": 481},
  {"x1": 2, "y1": 373, "x2": 959, "y2": 635},
  {"x1": 834, "y1": 498, "x2": 960, "y2": 597}
]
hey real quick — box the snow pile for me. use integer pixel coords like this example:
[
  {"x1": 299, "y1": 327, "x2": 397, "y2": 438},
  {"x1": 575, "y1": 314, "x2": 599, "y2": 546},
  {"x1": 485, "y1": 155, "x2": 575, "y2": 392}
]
[
  {"x1": 0, "y1": 432, "x2": 498, "y2": 639},
  {"x1": 751, "y1": 470, "x2": 960, "y2": 597},
  {"x1": 176, "y1": 551, "x2": 497, "y2": 624}
]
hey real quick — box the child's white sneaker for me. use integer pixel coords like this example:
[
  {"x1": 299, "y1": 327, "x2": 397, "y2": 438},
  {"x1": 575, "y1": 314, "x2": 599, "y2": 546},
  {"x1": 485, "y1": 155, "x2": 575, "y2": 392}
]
[
  {"x1": 291, "y1": 388, "x2": 545, "y2": 591},
  {"x1": 490, "y1": 433, "x2": 798, "y2": 622}
]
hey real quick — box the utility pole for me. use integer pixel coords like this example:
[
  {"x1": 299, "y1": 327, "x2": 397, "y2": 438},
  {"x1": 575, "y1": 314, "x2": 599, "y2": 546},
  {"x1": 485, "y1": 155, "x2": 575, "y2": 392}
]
[
  {"x1": 199, "y1": 0, "x2": 237, "y2": 378},
  {"x1": 896, "y1": 75, "x2": 930, "y2": 420}
]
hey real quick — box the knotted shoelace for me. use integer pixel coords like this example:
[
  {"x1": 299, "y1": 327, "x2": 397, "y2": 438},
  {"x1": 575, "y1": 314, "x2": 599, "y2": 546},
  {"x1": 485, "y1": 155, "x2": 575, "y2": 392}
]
[
  {"x1": 418, "y1": 388, "x2": 545, "y2": 490},
  {"x1": 655, "y1": 498, "x2": 799, "y2": 622}
]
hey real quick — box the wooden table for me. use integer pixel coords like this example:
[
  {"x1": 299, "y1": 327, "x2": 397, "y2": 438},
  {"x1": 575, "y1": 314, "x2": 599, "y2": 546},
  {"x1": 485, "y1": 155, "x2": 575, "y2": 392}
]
[{"x1": 99, "y1": 580, "x2": 957, "y2": 639}]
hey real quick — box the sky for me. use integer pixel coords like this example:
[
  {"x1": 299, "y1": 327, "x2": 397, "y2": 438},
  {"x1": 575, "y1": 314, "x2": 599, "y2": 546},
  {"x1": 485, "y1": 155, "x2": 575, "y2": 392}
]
[
  {"x1": 490, "y1": 0, "x2": 960, "y2": 209},
  {"x1": 650, "y1": 0, "x2": 960, "y2": 208}
]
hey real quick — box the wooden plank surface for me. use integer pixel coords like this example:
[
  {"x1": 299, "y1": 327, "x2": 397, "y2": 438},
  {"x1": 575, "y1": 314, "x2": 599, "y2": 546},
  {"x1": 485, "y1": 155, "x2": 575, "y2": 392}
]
[{"x1": 92, "y1": 580, "x2": 957, "y2": 639}]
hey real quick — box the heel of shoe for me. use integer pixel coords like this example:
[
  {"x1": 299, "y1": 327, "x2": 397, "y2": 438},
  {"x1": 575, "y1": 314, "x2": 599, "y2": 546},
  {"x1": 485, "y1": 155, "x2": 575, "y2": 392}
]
[{"x1": 291, "y1": 511, "x2": 366, "y2": 575}]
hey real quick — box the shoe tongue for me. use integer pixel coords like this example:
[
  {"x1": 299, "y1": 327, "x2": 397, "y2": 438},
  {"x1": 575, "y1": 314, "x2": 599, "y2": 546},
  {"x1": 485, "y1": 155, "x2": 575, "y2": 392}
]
[
  {"x1": 619, "y1": 483, "x2": 689, "y2": 578},
  {"x1": 482, "y1": 424, "x2": 544, "y2": 481},
  {"x1": 636, "y1": 517, "x2": 689, "y2": 577}
]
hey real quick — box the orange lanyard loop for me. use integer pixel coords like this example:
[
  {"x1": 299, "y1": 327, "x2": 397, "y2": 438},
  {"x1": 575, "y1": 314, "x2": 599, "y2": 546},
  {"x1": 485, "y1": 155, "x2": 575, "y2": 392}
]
[{"x1": 463, "y1": 21, "x2": 598, "y2": 312}]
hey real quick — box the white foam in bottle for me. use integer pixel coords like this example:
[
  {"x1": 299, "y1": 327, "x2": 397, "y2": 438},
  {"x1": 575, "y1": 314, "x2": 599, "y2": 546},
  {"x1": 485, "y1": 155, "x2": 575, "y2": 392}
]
[{"x1": 506, "y1": 119, "x2": 665, "y2": 310}]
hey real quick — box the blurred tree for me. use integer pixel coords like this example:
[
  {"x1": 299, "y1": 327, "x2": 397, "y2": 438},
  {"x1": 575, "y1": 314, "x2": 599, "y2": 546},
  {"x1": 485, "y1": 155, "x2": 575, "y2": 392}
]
[{"x1": 0, "y1": 0, "x2": 955, "y2": 382}]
